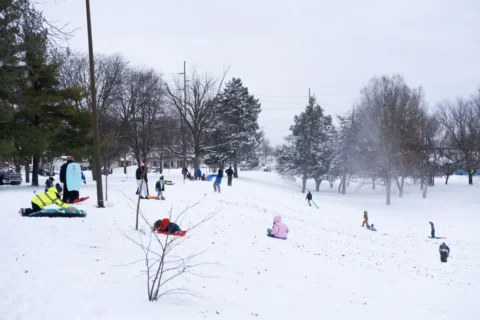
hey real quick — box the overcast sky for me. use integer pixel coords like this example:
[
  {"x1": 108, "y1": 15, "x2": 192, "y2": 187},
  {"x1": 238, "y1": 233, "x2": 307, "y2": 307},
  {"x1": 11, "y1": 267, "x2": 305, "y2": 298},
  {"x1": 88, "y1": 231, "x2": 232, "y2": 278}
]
[{"x1": 39, "y1": 0, "x2": 480, "y2": 145}]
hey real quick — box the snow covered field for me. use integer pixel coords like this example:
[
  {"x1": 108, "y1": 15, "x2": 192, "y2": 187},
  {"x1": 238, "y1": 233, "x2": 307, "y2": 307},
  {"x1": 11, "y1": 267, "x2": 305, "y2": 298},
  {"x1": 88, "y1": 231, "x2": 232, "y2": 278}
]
[{"x1": 0, "y1": 168, "x2": 479, "y2": 320}]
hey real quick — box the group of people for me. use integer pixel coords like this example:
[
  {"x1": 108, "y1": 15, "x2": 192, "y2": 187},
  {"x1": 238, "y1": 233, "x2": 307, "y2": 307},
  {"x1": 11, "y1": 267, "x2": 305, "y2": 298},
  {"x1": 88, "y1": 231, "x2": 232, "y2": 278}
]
[{"x1": 135, "y1": 163, "x2": 166, "y2": 200}]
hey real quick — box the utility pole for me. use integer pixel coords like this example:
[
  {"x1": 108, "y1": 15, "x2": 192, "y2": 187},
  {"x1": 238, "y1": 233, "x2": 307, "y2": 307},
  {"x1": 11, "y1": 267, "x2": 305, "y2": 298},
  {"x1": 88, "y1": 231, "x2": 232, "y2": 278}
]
[
  {"x1": 183, "y1": 61, "x2": 187, "y2": 168},
  {"x1": 85, "y1": 0, "x2": 104, "y2": 208},
  {"x1": 308, "y1": 88, "x2": 311, "y2": 100}
]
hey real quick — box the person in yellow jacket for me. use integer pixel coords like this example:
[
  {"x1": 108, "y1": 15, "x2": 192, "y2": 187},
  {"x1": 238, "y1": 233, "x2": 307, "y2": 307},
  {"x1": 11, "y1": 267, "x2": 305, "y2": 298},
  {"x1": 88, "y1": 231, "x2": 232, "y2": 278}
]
[{"x1": 23, "y1": 183, "x2": 75, "y2": 215}]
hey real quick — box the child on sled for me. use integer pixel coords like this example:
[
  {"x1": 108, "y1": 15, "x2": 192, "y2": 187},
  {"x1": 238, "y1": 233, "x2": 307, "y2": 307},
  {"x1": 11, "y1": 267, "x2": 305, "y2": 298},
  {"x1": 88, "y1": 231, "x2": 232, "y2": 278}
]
[
  {"x1": 152, "y1": 218, "x2": 182, "y2": 234},
  {"x1": 267, "y1": 215, "x2": 289, "y2": 239}
]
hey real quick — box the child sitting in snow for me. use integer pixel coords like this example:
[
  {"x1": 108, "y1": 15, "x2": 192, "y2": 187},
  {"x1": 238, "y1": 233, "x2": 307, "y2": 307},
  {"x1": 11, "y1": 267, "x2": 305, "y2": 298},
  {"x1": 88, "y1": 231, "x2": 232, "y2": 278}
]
[
  {"x1": 153, "y1": 218, "x2": 182, "y2": 234},
  {"x1": 267, "y1": 215, "x2": 289, "y2": 239}
]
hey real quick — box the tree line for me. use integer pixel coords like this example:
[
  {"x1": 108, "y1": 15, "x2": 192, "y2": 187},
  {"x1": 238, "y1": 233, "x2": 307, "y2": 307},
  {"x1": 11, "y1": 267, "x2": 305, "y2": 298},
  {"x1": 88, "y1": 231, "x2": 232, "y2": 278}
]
[
  {"x1": 277, "y1": 75, "x2": 480, "y2": 205},
  {"x1": 0, "y1": 0, "x2": 263, "y2": 185}
]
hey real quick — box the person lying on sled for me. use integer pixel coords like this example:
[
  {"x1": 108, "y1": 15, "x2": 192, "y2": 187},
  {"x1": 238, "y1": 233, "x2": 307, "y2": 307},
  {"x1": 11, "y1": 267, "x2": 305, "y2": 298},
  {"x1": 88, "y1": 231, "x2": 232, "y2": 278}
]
[
  {"x1": 267, "y1": 215, "x2": 289, "y2": 239},
  {"x1": 24, "y1": 183, "x2": 75, "y2": 215},
  {"x1": 152, "y1": 218, "x2": 182, "y2": 233}
]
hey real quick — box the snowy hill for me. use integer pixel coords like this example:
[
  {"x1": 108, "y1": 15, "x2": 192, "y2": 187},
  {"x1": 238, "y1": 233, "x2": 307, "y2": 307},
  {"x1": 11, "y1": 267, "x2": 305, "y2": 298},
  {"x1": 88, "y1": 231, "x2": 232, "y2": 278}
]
[{"x1": 0, "y1": 168, "x2": 478, "y2": 320}]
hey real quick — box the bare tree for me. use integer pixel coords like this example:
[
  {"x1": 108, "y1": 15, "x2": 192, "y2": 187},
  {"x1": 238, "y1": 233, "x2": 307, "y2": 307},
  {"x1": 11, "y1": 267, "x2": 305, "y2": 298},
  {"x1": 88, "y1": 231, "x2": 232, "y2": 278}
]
[
  {"x1": 355, "y1": 75, "x2": 416, "y2": 205},
  {"x1": 114, "y1": 67, "x2": 167, "y2": 165},
  {"x1": 165, "y1": 70, "x2": 226, "y2": 169},
  {"x1": 437, "y1": 97, "x2": 480, "y2": 185},
  {"x1": 120, "y1": 197, "x2": 218, "y2": 301}
]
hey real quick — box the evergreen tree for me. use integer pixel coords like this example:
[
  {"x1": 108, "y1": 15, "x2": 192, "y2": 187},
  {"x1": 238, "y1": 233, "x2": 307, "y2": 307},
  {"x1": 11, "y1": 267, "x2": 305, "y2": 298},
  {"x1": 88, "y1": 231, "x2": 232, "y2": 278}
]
[
  {"x1": 277, "y1": 96, "x2": 335, "y2": 193},
  {"x1": 204, "y1": 78, "x2": 262, "y2": 176}
]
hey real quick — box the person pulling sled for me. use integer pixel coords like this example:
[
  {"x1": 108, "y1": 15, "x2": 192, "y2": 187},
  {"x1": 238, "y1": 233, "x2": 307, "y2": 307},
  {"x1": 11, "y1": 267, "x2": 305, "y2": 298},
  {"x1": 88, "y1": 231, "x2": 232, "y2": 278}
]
[
  {"x1": 362, "y1": 210, "x2": 369, "y2": 227},
  {"x1": 306, "y1": 191, "x2": 312, "y2": 206},
  {"x1": 429, "y1": 221, "x2": 435, "y2": 238}
]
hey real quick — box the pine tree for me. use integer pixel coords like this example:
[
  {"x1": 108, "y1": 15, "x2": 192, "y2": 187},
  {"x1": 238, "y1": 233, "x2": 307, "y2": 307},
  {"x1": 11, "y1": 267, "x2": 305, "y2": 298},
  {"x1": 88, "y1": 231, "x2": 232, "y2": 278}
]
[
  {"x1": 204, "y1": 78, "x2": 262, "y2": 176},
  {"x1": 277, "y1": 96, "x2": 335, "y2": 193}
]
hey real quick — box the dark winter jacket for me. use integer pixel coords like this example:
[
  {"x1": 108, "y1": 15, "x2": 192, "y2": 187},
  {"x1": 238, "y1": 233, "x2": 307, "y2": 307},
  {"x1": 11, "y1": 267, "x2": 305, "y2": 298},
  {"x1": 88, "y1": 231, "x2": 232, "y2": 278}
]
[
  {"x1": 59, "y1": 160, "x2": 73, "y2": 183},
  {"x1": 153, "y1": 218, "x2": 181, "y2": 233},
  {"x1": 439, "y1": 243, "x2": 450, "y2": 255},
  {"x1": 306, "y1": 192, "x2": 312, "y2": 200},
  {"x1": 155, "y1": 180, "x2": 165, "y2": 192},
  {"x1": 430, "y1": 221, "x2": 435, "y2": 231},
  {"x1": 217, "y1": 169, "x2": 224, "y2": 178},
  {"x1": 136, "y1": 167, "x2": 147, "y2": 181},
  {"x1": 225, "y1": 168, "x2": 234, "y2": 177}
]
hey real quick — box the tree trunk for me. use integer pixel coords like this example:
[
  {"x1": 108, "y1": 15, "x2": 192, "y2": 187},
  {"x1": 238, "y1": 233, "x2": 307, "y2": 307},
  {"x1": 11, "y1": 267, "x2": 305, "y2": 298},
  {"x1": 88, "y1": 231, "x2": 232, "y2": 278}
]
[
  {"x1": 32, "y1": 156, "x2": 40, "y2": 186},
  {"x1": 329, "y1": 179, "x2": 335, "y2": 188},
  {"x1": 372, "y1": 176, "x2": 375, "y2": 190},
  {"x1": 420, "y1": 176, "x2": 424, "y2": 190},
  {"x1": 123, "y1": 152, "x2": 127, "y2": 174},
  {"x1": 396, "y1": 176, "x2": 405, "y2": 198},
  {"x1": 301, "y1": 174, "x2": 307, "y2": 193},
  {"x1": 341, "y1": 169, "x2": 347, "y2": 195},
  {"x1": 91, "y1": 158, "x2": 97, "y2": 181},
  {"x1": 445, "y1": 174, "x2": 450, "y2": 185},
  {"x1": 233, "y1": 150, "x2": 238, "y2": 178},
  {"x1": 386, "y1": 178, "x2": 391, "y2": 205},
  {"x1": 193, "y1": 152, "x2": 201, "y2": 172},
  {"x1": 338, "y1": 180, "x2": 343, "y2": 193},
  {"x1": 25, "y1": 162, "x2": 30, "y2": 184},
  {"x1": 104, "y1": 154, "x2": 108, "y2": 201},
  {"x1": 468, "y1": 171, "x2": 473, "y2": 185},
  {"x1": 423, "y1": 183, "x2": 427, "y2": 199},
  {"x1": 315, "y1": 178, "x2": 322, "y2": 192}
]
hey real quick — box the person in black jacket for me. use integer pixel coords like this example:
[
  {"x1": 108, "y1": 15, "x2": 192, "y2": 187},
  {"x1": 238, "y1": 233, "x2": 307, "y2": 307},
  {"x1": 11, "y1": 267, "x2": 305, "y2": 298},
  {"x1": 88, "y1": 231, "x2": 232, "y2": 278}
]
[
  {"x1": 306, "y1": 191, "x2": 312, "y2": 206},
  {"x1": 135, "y1": 163, "x2": 148, "y2": 198},
  {"x1": 429, "y1": 221, "x2": 435, "y2": 238},
  {"x1": 59, "y1": 157, "x2": 74, "y2": 203},
  {"x1": 225, "y1": 166, "x2": 234, "y2": 186},
  {"x1": 439, "y1": 242, "x2": 450, "y2": 263}
]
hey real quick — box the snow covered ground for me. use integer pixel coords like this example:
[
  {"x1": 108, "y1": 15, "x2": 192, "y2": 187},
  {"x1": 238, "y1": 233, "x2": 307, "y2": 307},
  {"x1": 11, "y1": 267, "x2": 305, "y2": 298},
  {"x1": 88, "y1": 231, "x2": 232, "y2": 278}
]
[{"x1": 0, "y1": 167, "x2": 479, "y2": 320}]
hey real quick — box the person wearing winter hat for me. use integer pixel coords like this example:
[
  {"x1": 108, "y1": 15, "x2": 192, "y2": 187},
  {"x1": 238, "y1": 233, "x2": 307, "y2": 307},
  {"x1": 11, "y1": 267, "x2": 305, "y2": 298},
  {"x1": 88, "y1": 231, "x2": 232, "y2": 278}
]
[
  {"x1": 155, "y1": 176, "x2": 166, "y2": 200},
  {"x1": 22, "y1": 183, "x2": 75, "y2": 215},
  {"x1": 45, "y1": 176, "x2": 55, "y2": 192},
  {"x1": 135, "y1": 162, "x2": 148, "y2": 198},
  {"x1": 59, "y1": 156, "x2": 75, "y2": 203}
]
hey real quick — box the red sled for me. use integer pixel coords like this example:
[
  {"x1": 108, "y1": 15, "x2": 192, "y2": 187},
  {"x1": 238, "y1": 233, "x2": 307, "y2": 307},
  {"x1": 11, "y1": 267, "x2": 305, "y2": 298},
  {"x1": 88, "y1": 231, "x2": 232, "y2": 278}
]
[
  {"x1": 74, "y1": 196, "x2": 90, "y2": 204},
  {"x1": 155, "y1": 230, "x2": 187, "y2": 237}
]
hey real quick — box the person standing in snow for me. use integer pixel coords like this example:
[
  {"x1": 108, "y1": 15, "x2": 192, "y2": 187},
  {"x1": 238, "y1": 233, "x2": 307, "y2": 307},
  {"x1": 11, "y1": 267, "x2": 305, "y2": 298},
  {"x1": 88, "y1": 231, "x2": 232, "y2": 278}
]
[
  {"x1": 59, "y1": 156, "x2": 75, "y2": 203},
  {"x1": 135, "y1": 163, "x2": 148, "y2": 198},
  {"x1": 213, "y1": 168, "x2": 223, "y2": 193},
  {"x1": 306, "y1": 191, "x2": 313, "y2": 206},
  {"x1": 155, "y1": 176, "x2": 165, "y2": 200},
  {"x1": 429, "y1": 221, "x2": 435, "y2": 238},
  {"x1": 362, "y1": 210, "x2": 369, "y2": 227},
  {"x1": 225, "y1": 166, "x2": 234, "y2": 186},
  {"x1": 439, "y1": 242, "x2": 450, "y2": 263},
  {"x1": 267, "y1": 215, "x2": 289, "y2": 239}
]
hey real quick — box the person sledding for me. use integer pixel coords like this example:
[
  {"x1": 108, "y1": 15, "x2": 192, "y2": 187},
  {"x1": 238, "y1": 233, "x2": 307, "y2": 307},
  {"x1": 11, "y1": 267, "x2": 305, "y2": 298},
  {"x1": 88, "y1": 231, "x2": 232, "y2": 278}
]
[
  {"x1": 22, "y1": 183, "x2": 75, "y2": 215},
  {"x1": 267, "y1": 215, "x2": 289, "y2": 239},
  {"x1": 439, "y1": 242, "x2": 450, "y2": 263},
  {"x1": 155, "y1": 176, "x2": 166, "y2": 200},
  {"x1": 429, "y1": 221, "x2": 435, "y2": 238},
  {"x1": 153, "y1": 218, "x2": 182, "y2": 234},
  {"x1": 367, "y1": 223, "x2": 377, "y2": 231},
  {"x1": 362, "y1": 210, "x2": 369, "y2": 227},
  {"x1": 306, "y1": 191, "x2": 312, "y2": 206}
]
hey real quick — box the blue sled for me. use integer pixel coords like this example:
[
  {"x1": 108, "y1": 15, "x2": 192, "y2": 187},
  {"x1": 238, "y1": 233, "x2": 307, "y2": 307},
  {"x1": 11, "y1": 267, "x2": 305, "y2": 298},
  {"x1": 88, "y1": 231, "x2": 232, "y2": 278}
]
[
  {"x1": 21, "y1": 208, "x2": 87, "y2": 218},
  {"x1": 266, "y1": 228, "x2": 287, "y2": 240},
  {"x1": 428, "y1": 236, "x2": 446, "y2": 239}
]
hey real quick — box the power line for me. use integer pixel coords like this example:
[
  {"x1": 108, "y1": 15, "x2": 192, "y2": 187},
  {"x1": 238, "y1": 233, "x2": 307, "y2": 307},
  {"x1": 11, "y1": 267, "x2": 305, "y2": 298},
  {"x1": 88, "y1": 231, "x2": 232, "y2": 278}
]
[
  {"x1": 260, "y1": 100, "x2": 306, "y2": 104},
  {"x1": 254, "y1": 94, "x2": 308, "y2": 99}
]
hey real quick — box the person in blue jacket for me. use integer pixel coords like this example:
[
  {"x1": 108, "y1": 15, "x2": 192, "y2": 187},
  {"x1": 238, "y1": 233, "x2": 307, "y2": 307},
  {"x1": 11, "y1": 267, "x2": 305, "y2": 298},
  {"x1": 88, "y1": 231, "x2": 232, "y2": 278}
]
[
  {"x1": 213, "y1": 168, "x2": 223, "y2": 193},
  {"x1": 195, "y1": 168, "x2": 202, "y2": 180}
]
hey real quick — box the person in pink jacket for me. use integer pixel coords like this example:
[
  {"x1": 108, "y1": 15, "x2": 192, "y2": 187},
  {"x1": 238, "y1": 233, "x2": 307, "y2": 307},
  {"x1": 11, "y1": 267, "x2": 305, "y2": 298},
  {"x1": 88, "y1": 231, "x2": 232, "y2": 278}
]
[{"x1": 267, "y1": 215, "x2": 289, "y2": 239}]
